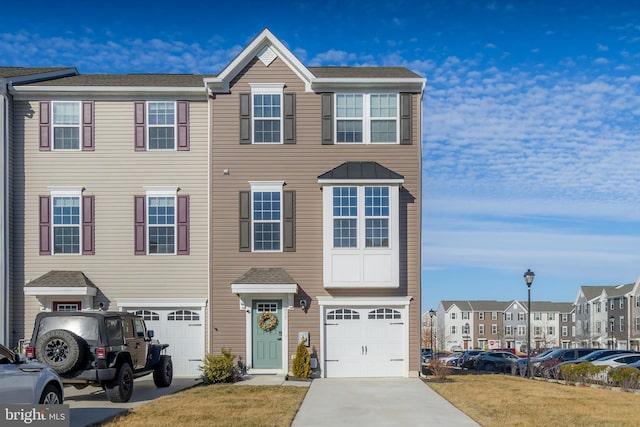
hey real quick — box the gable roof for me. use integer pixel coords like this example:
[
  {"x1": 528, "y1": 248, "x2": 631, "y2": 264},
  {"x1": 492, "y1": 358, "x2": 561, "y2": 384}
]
[
  {"x1": 205, "y1": 28, "x2": 425, "y2": 94},
  {"x1": 0, "y1": 66, "x2": 77, "y2": 87}
]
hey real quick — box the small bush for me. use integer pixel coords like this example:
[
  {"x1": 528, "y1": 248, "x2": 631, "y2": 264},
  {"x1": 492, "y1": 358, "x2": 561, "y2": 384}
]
[
  {"x1": 291, "y1": 337, "x2": 312, "y2": 379},
  {"x1": 608, "y1": 366, "x2": 640, "y2": 390},
  {"x1": 200, "y1": 348, "x2": 241, "y2": 384},
  {"x1": 428, "y1": 359, "x2": 451, "y2": 380}
]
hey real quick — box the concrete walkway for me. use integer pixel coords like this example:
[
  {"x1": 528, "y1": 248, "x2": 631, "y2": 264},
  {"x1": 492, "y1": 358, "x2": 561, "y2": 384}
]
[{"x1": 290, "y1": 377, "x2": 478, "y2": 427}]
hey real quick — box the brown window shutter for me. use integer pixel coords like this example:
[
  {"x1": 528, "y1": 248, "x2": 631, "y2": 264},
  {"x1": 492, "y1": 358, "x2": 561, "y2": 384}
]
[
  {"x1": 39, "y1": 102, "x2": 51, "y2": 151},
  {"x1": 239, "y1": 93, "x2": 251, "y2": 144},
  {"x1": 82, "y1": 101, "x2": 95, "y2": 151},
  {"x1": 239, "y1": 191, "x2": 251, "y2": 251},
  {"x1": 284, "y1": 93, "x2": 296, "y2": 144},
  {"x1": 134, "y1": 102, "x2": 146, "y2": 151},
  {"x1": 177, "y1": 101, "x2": 190, "y2": 151},
  {"x1": 400, "y1": 93, "x2": 412, "y2": 145},
  {"x1": 39, "y1": 196, "x2": 51, "y2": 255},
  {"x1": 177, "y1": 195, "x2": 189, "y2": 254},
  {"x1": 321, "y1": 93, "x2": 333, "y2": 145},
  {"x1": 283, "y1": 190, "x2": 295, "y2": 252},
  {"x1": 82, "y1": 195, "x2": 95, "y2": 254},
  {"x1": 134, "y1": 196, "x2": 146, "y2": 255}
]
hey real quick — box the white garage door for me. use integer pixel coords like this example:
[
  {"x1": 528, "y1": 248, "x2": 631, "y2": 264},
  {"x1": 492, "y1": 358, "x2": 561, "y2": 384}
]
[
  {"x1": 325, "y1": 307, "x2": 405, "y2": 377},
  {"x1": 133, "y1": 308, "x2": 204, "y2": 377}
]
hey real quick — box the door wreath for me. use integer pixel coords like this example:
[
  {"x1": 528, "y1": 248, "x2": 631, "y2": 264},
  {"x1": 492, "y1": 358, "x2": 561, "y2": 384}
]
[{"x1": 258, "y1": 312, "x2": 278, "y2": 332}]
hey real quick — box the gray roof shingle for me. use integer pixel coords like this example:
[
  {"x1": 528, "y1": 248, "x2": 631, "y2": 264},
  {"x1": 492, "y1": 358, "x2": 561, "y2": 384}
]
[
  {"x1": 232, "y1": 268, "x2": 297, "y2": 285},
  {"x1": 26, "y1": 270, "x2": 97, "y2": 288},
  {"x1": 318, "y1": 161, "x2": 404, "y2": 181}
]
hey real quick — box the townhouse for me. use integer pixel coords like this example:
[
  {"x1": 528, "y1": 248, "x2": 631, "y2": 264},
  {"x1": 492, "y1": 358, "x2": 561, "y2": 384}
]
[
  {"x1": 436, "y1": 300, "x2": 575, "y2": 352},
  {"x1": 2, "y1": 29, "x2": 425, "y2": 378}
]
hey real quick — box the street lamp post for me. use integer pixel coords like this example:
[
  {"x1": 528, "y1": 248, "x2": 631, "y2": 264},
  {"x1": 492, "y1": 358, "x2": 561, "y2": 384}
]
[
  {"x1": 429, "y1": 309, "x2": 436, "y2": 353},
  {"x1": 609, "y1": 316, "x2": 615, "y2": 349},
  {"x1": 524, "y1": 269, "x2": 535, "y2": 378}
]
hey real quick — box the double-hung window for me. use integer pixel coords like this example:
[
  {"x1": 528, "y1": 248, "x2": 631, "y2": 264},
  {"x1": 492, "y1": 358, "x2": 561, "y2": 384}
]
[
  {"x1": 52, "y1": 193, "x2": 81, "y2": 254},
  {"x1": 252, "y1": 188, "x2": 282, "y2": 251},
  {"x1": 148, "y1": 102, "x2": 176, "y2": 150},
  {"x1": 147, "y1": 195, "x2": 176, "y2": 254},
  {"x1": 251, "y1": 83, "x2": 283, "y2": 144},
  {"x1": 335, "y1": 93, "x2": 398, "y2": 144},
  {"x1": 52, "y1": 101, "x2": 81, "y2": 150},
  {"x1": 332, "y1": 186, "x2": 390, "y2": 249}
]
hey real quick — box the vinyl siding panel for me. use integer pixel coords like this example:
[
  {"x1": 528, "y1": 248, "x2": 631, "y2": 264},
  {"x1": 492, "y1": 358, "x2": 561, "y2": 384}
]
[
  {"x1": 14, "y1": 99, "x2": 209, "y2": 339},
  {"x1": 210, "y1": 57, "x2": 421, "y2": 374}
]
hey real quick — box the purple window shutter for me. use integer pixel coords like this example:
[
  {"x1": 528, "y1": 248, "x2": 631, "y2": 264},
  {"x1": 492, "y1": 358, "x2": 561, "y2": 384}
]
[
  {"x1": 177, "y1": 101, "x2": 189, "y2": 151},
  {"x1": 134, "y1": 102, "x2": 146, "y2": 151},
  {"x1": 134, "y1": 196, "x2": 146, "y2": 255},
  {"x1": 82, "y1": 195, "x2": 95, "y2": 254},
  {"x1": 39, "y1": 102, "x2": 51, "y2": 151},
  {"x1": 82, "y1": 101, "x2": 95, "y2": 151},
  {"x1": 39, "y1": 196, "x2": 51, "y2": 255},
  {"x1": 177, "y1": 195, "x2": 189, "y2": 254}
]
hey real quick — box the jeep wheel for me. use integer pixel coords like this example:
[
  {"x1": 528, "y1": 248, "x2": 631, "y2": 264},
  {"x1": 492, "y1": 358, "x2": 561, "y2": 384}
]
[
  {"x1": 153, "y1": 355, "x2": 173, "y2": 388},
  {"x1": 105, "y1": 363, "x2": 134, "y2": 403},
  {"x1": 35, "y1": 329, "x2": 84, "y2": 374}
]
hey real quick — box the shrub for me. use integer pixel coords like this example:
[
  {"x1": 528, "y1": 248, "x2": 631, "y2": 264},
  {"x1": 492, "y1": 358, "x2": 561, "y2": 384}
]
[
  {"x1": 291, "y1": 337, "x2": 312, "y2": 379},
  {"x1": 200, "y1": 348, "x2": 241, "y2": 384},
  {"x1": 428, "y1": 359, "x2": 451, "y2": 380},
  {"x1": 608, "y1": 366, "x2": 640, "y2": 390}
]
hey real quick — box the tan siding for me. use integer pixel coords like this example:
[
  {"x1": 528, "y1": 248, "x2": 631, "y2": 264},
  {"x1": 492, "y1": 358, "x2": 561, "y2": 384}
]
[
  {"x1": 15, "y1": 99, "x2": 209, "y2": 338},
  {"x1": 210, "y1": 57, "x2": 421, "y2": 374}
]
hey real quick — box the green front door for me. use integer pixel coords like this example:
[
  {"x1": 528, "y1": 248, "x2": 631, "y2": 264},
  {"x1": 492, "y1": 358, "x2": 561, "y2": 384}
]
[{"x1": 252, "y1": 300, "x2": 282, "y2": 369}]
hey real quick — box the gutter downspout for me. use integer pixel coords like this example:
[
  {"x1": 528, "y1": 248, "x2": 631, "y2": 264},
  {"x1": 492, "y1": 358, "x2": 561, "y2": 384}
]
[{"x1": 0, "y1": 82, "x2": 8, "y2": 346}]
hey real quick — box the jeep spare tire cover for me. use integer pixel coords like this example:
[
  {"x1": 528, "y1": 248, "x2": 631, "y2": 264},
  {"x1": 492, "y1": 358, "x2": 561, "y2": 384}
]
[{"x1": 36, "y1": 329, "x2": 84, "y2": 374}]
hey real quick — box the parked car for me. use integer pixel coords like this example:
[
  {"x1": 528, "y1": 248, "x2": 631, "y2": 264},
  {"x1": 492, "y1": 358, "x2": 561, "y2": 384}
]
[
  {"x1": 421, "y1": 348, "x2": 432, "y2": 363},
  {"x1": 553, "y1": 349, "x2": 637, "y2": 377},
  {"x1": 458, "y1": 350, "x2": 485, "y2": 369},
  {"x1": 530, "y1": 348, "x2": 599, "y2": 377},
  {"x1": 591, "y1": 353, "x2": 640, "y2": 368},
  {"x1": 513, "y1": 349, "x2": 556, "y2": 376},
  {"x1": 0, "y1": 343, "x2": 63, "y2": 404},
  {"x1": 26, "y1": 310, "x2": 173, "y2": 402},
  {"x1": 473, "y1": 351, "x2": 519, "y2": 373},
  {"x1": 440, "y1": 352, "x2": 463, "y2": 367}
]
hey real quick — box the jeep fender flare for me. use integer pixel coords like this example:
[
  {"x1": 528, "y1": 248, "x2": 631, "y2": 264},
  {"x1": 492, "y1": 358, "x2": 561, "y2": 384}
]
[
  {"x1": 112, "y1": 352, "x2": 134, "y2": 369},
  {"x1": 149, "y1": 344, "x2": 169, "y2": 366}
]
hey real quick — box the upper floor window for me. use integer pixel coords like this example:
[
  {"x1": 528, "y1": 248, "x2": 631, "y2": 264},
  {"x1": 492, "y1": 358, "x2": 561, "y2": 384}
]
[
  {"x1": 450, "y1": 325, "x2": 456, "y2": 334},
  {"x1": 620, "y1": 298, "x2": 624, "y2": 309},
  {"x1": 52, "y1": 102, "x2": 81, "y2": 150},
  {"x1": 479, "y1": 312, "x2": 485, "y2": 320},
  {"x1": 636, "y1": 296, "x2": 640, "y2": 307},
  {"x1": 534, "y1": 312, "x2": 541, "y2": 321},
  {"x1": 462, "y1": 312, "x2": 470, "y2": 320},
  {"x1": 134, "y1": 188, "x2": 189, "y2": 256},
  {"x1": 134, "y1": 101, "x2": 189, "y2": 151},
  {"x1": 252, "y1": 185, "x2": 282, "y2": 251},
  {"x1": 450, "y1": 312, "x2": 456, "y2": 320},
  {"x1": 478, "y1": 324, "x2": 485, "y2": 334},
  {"x1": 332, "y1": 186, "x2": 390, "y2": 249},
  {"x1": 596, "y1": 302, "x2": 601, "y2": 313},
  {"x1": 610, "y1": 299, "x2": 615, "y2": 310},
  {"x1": 505, "y1": 313, "x2": 512, "y2": 321},
  {"x1": 562, "y1": 314, "x2": 568, "y2": 322},
  {"x1": 518, "y1": 313, "x2": 525, "y2": 321},
  {"x1": 52, "y1": 195, "x2": 81, "y2": 254},
  {"x1": 548, "y1": 326, "x2": 555, "y2": 335},
  {"x1": 335, "y1": 93, "x2": 398, "y2": 144},
  {"x1": 548, "y1": 313, "x2": 555, "y2": 320},
  {"x1": 491, "y1": 324, "x2": 497, "y2": 334},
  {"x1": 253, "y1": 92, "x2": 281, "y2": 143},
  {"x1": 492, "y1": 312, "x2": 498, "y2": 320},
  {"x1": 147, "y1": 101, "x2": 176, "y2": 150},
  {"x1": 147, "y1": 195, "x2": 176, "y2": 254}
]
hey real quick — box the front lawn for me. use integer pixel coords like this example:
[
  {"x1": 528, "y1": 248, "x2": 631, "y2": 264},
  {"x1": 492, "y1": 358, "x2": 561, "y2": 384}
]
[
  {"x1": 96, "y1": 384, "x2": 307, "y2": 427},
  {"x1": 426, "y1": 374, "x2": 640, "y2": 426}
]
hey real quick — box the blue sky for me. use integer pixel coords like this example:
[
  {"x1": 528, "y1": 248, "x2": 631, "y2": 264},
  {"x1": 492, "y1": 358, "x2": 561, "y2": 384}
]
[{"x1": 4, "y1": 1, "x2": 640, "y2": 314}]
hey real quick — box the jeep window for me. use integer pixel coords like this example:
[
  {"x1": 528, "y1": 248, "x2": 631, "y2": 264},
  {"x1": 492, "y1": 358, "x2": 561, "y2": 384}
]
[
  {"x1": 38, "y1": 316, "x2": 100, "y2": 345},
  {"x1": 134, "y1": 319, "x2": 146, "y2": 338},
  {"x1": 122, "y1": 318, "x2": 135, "y2": 339},
  {"x1": 106, "y1": 319, "x2": 124, "y2": 345}
]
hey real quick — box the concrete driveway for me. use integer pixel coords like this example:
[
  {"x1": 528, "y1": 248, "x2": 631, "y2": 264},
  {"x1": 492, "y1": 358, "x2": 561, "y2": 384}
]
[
  {"x1": 64, "y1": 377, "x2": 201, "y2": 427},
  {"x1": 291, "y1": 378, "x2": 478, "y2": 427}
]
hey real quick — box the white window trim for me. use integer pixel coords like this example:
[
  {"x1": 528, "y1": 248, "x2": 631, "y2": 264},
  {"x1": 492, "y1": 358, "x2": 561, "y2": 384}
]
[
  {"x1": 322, "y1": 182, "x2": 399, "y2": 288},
  {"x1": 249, "y1": 181, "x2": 284, "y2": 253},
  {"x1": 51, "y1": 101, "x2": 82, "y2": 151},
  {"x1": 146, "y1": 101, "x2": 177, "y2": 151},
  {"x1": 145, "y1": 188, "x2": 178, "y2": 255},
  {"x1": 334, "y1": 92, "x2": 400, "y2": 144},
  {"x1": 50, "y1": 188, "x2": 83, "y2": 255},
  {"x1": 249, "y1": 83, "x2": 284, "y2": 144}
]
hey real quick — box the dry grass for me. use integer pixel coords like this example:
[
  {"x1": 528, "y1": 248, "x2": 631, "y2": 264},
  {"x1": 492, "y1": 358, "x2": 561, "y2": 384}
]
[
  {"x1": 426, "y1": 374, "x2": 640, "y2": 426},
  {"x1": 98, "y1": 384, "x2": 307, "y2": 427}
]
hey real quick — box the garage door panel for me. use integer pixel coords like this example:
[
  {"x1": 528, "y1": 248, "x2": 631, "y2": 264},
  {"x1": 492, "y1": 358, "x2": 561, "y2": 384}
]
[
  {"x1": 133, "y1": 308, "x2": 204, "y2": 377},
  {"x1": 325, "y1": 307, "x2": 405, "y2": 378}
]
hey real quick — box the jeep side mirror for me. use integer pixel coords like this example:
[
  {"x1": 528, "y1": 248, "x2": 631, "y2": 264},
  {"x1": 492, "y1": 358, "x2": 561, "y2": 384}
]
[{"x1": 147, "y1": 330, "x2": 154, "y2": 338}]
